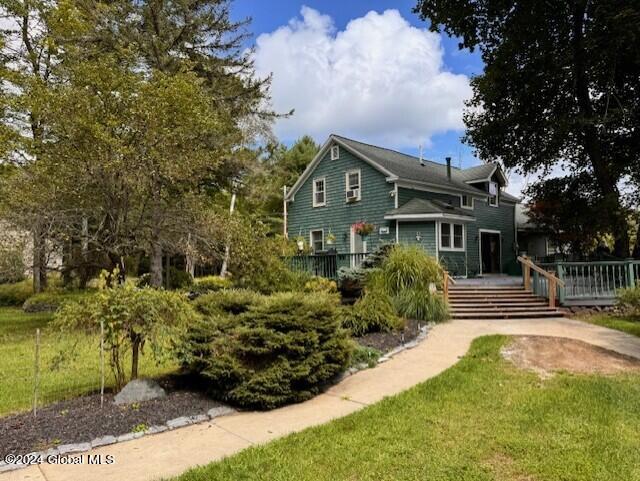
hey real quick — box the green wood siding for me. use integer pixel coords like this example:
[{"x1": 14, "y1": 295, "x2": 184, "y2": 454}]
[
  {"x1": 287, "y1": 145, "x2": 395, "y2": 253},
  {"x1": 287, "y1": 143, "x2": 516, "y2": 277},
  {"x1": 398, "y1": 187, "x2": 460, "y2": 207},
  {"x1": 465, "y1": 199, "x2": 516, "y2": 276},
  {"x1": 397, "y1": 221, "x2": 436, "y2": 256}
]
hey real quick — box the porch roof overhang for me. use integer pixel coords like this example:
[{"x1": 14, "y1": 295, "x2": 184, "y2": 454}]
[{"x1": 384, "y1": 198, "x2": 476, "y2": 223}]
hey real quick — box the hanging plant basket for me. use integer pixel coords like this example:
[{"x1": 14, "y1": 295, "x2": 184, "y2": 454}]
[
  {"x1": 326, "y1": 232, "x2": 336, "y2": 245},
  {"x1": 353, "y1": 222, "x2": 375, "y2": 237}
]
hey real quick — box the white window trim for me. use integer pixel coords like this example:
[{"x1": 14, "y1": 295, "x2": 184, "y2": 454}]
[
  {"x1": 330, "y1": 145, "x2": 340, "y2": 160},
  {"x1": 488, "y1": 181, "x2": 499, "y2": 207},
  {"x1": 312, "y1": 177, "x2": 326, "y2": 207},
  {"x1": 310, "y1": 229, "x2": 324, "y2": 253},
  {"x1": 460, "y1": 194, "x2": 474, "y2": 210},
  {"x1": 439, "y1": 222, "x2": 466, "y2": 252},
  {"x1": 345, "y1": 169, "x2": 362, "y2": 202}
]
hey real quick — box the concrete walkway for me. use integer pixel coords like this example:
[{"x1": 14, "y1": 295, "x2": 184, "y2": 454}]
[{"x1": 4, "y1": 317, "x2": 640, "y2": 481}]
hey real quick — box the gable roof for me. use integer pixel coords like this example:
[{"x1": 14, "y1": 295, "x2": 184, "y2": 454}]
[
  {"x1": 385, "y1": 198, "x2": 476, "y2": 221},
  {"x1": 285, "y1": 134, "x2": 519, "y2": 202}
]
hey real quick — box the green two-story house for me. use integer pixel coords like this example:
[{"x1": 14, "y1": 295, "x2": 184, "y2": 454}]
[{"x1": 285, "y1": 135, "x2": 519, "y2": 277}]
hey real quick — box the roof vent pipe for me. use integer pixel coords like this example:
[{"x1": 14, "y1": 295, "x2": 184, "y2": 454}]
[{"x1": 446, "y1": 157, "x2": 452, "y2": 180}]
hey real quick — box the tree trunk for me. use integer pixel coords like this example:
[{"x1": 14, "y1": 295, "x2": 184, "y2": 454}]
[
  {"x1": 131, "y1": 335, "x2": 141, "y2": 380},
  {"x1": 633, "y1": 223, "x2": 640, "y2": 259},
  {"x1": 32, "y1": 221, "x2": 47, "y2": 293},
  {"x1": 571, "y1": 0, "x2": 629, "y2": 257},
  {"x1": 150, "y1": 196, "x2": 163, "y2": 288}
]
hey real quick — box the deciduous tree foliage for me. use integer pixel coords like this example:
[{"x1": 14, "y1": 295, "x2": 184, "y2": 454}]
[
  {"x1": 415, "y1": 0, "x2": 640, "y2": 256},
  {"x1": 0, "y1": 0, "x2": 274, "y2": 285}
]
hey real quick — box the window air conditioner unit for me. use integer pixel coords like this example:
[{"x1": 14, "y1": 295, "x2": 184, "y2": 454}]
[{"x1": 346, "y1": 189, "x2": 359, "y2": 201}]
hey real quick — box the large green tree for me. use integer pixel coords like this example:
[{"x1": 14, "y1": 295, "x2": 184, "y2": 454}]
[
  {"x1": 1, "y1": 0, "x2": 273, "y2": 286},
  {"x1": 245, "y1": 135, "x2": 319, "y2": 232},
  {"x1": 415, "y1": 0, "x2": 640, "y2": 257},
  {"x1": 0, "y1": 0, "x2": 63, "y2": 291}
]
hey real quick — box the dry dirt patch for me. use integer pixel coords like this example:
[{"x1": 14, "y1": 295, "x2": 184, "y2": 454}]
[{"x1": 501, "y1": 336, "x2": 640, "y2": 378}]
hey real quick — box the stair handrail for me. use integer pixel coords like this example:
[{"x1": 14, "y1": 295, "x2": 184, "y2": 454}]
[
  {"x1": 517, "y1": 256, "x2": 565, "y2": 308},
  {"x1": 443, "y1": 270, "x2": 456, "y2": 302}
]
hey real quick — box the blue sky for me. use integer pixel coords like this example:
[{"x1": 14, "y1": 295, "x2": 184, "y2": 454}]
[{"x1": 231, "y1": 0, "x2": 485, "y2": 169}]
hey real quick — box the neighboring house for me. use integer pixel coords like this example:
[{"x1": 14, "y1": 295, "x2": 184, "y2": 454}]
[
  {"x1": 516, "y1": 204, "x2": 559, "y2": 260},
  {"x1": 285, "y1": 135, "x2": 520, "y2": 277}
]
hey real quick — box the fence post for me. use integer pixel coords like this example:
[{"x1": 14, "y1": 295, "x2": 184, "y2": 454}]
[
  {"x1": 627, "y1": 259, "x2": 635, "y2": 289},
  {"x1": 33, "y1": 328, "x2": 40, "y2": 418},
  {"x1": 557, "y1": 262, "x2": 565, "y2": 305},
  {"x1": 100, "y1": 319, "x2": 105, "y2": 409}
]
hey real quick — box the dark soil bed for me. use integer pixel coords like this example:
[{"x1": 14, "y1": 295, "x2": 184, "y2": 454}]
[
  {"x1": 355, "y1": 318, "x2": 422, "y2": 353},
  {"x1": 0, "y1": 376, "x2": 223, "y2": 458}
]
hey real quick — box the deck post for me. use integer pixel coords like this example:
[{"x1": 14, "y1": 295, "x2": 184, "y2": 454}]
[
  {"x1": 548, "y1": 277, "x2": 556, "y2": 308},
  {"x1": 523, "y1": 263, "x2": 531, "y2": 291},
  {"x1": 443, "y1": 271, "x2": 449, "y2": 302},
  {"x1": 557, "y1": 262, "x2": 565, "y2": 305},
  {"x1": 626, "y1": 259, "x2": 635, "y2": 289}
]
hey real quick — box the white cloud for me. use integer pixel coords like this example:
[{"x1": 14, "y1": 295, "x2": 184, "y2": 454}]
[
  {"x1": 505, "y1": 164, "x2": 569, "y2": 200},
  {"x1": 253, "y1": 7, "x2": 472, "y2": 148}
]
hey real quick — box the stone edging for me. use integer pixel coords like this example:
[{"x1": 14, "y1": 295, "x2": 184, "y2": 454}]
[
  {"x1": 1, "y1": 323, "x2": 435, "y2": 474},
  {"x1": 0, "y1": 406, "x2": 236, "y2": 474},
  {"x1": 337, "y1": 322, "x2": 433, "y2": 380}
]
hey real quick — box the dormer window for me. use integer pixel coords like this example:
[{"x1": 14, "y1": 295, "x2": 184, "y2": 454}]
[
  {"x1": 488, "y1": 181, "x2": 499, "y2": 207},
  {"x1": 331, "y1": 145, "x2": 340, "y2": 160}
]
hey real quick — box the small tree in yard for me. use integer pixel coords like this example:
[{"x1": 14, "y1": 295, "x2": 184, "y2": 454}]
[{"x1": 55, "y1": 273, "x2": 197, "y2": 390}]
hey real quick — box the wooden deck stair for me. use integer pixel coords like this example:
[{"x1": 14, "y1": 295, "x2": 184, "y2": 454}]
[{"x1": 448, "y1": 286, "x2": 565, "y2": 320}]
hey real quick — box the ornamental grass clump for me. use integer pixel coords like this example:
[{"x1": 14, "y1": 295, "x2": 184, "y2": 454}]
[
  {"x1": 179, "y1": 291, "x2": 352, "y2": 409},
  {"x1": 380, "y1": 245, "x2": 449, "y2": 324},
  {"x1": 342, "y1": 271, "x2": 404, "y2": 336}
]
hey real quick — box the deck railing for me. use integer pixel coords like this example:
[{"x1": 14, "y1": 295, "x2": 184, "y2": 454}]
[
  {"x1": 518, "y1": 256, "x2": 565, "y2": 307},
  {"x1": 286, "y1": 252, "x2": 369, "y2": 279},
  {"x1": 537, "y1": 259, "x2": 640, "y2": 305}
]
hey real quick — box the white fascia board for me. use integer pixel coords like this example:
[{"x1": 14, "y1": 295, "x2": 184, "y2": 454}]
[{"x1": 384, "y1": 213, "x2": 476, "y2": 222}]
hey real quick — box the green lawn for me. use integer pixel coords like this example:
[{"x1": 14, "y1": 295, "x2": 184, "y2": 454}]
[
  {"x1": 174, "y1": 336, "x2": 640, "y2": 481},
  {"x1": 580, "y1": 314, "x2": 640, "y2": 338},
  {"x1": 0, "y1": 307, "x2": 178, "y2": 416}
]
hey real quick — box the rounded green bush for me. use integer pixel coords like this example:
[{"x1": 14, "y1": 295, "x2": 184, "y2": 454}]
[
  {"x1": 0, "y1": 279, "x2": 33, "y2": 307},
  {"x1": 191, "y1": 276, "x2": 233, "y2": 295},
  {"x1": 180, "y1": 291, "x2": 352, "y2": 409}
]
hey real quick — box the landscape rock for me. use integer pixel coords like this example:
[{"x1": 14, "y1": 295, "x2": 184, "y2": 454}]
[{"x1": 114, "y1": 379, "x2": 166, "y2": 405}]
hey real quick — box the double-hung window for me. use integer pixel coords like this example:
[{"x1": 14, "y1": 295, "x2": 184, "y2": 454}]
[
  {"x1": 331, "y1": 145, "x2": 340, "y2": 160},
  {"x1": 461, "y1": 195, "x2": 473, "y2": 209},
  {"x1": 313, "y1": 177, "x2": 326, "y2": 207},
  {"x1": 440, "y1": 223, "x2": 465, "y2": 251},
  {"x1": 310, "y1": 230, "x2": 324, "y2": 253},
  {"x1": 345, "y1": 169, "x2": 361, "y2": 202}
]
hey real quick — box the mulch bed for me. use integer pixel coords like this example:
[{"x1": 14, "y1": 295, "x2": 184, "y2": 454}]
[
  {"x1": 355, "y1": 318, "x2": 422, "y2": 353},
  {"x1": 0, "y1": 376, "x2": 223, "y2": 458}
]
